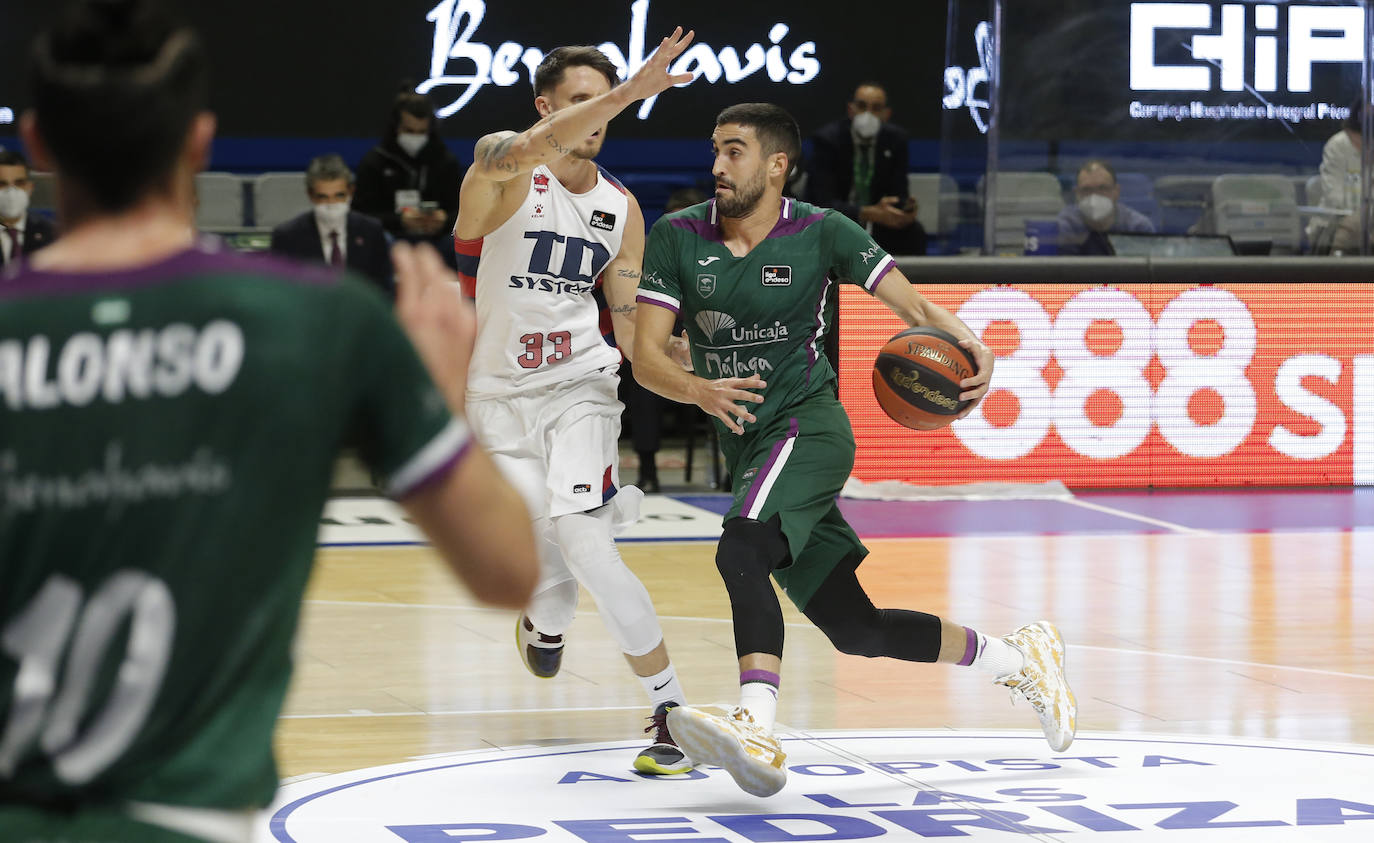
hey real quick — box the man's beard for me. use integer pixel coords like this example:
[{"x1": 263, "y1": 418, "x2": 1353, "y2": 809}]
[
  {"x1": 716, "y1": 170, "x2": 767, "y2": 217},
  {"x1": 570, "y1": 135, "x2": 604, "y2": 160}
]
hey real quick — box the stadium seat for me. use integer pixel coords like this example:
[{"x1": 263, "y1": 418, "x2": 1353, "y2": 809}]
[
  {"x1": 977, "y1": 171, "x2": 1063, "y2": 254},
  {"x1": 907, "y1": 172, "x2": 960, "y2": 235},
  {"x1": 252, "y1": 172, "x2": 309, "y2": 229},
  {"x1": 194, "y1": 172, "x2": 245, "y2": 231},
  {"x1": 1154, "y1": 174, "x2": 1218, "y2": 234},
  {"x1": 1210, "y1": 174, "x2": 1301, "y2": 254}
]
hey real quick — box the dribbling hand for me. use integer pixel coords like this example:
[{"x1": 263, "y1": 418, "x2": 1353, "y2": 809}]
[{"x1": 954, "y1": 338, "x2": 995, "y2": 419}]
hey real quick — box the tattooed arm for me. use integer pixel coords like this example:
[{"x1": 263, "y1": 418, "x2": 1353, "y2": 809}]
[
  {"x1": 467, "y1": 28, "x2": 695, "y2": 183},
  {"x1": 603, "y1": 192, "x2": 645, "y2": 361}
]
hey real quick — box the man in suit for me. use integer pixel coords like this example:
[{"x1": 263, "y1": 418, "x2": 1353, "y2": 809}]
[
  {"x1": 805, "y1": 82, "x2": 927, "y2": 385},
  {"x1": 270, "y1": 154, "x2": 393, "y2": 296},
  {"x1": 0, "y1": 148, "x2": 58, "y2": 266},
  {"x1": 804, "y1": 81, "x2": 926, "y2": 256}
]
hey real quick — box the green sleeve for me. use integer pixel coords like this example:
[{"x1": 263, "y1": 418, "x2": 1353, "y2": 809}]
[
  {"x1": 826, "y1": 211, "x2": 897, "y2": 294},
  {"x1": 637, "y1": 216, "x2": 684, "y2": 315},
  {"x1": 339, "y1": 277, "x2": 471, "y2": 498}
]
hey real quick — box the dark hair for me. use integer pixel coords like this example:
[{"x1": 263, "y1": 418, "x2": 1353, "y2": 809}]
[
  {"x1": 665, "y1": 187, "x2": 706, "y2": 213},
  {"x1": 534, "y1": 46, "x2": 619, "y2": 97},
  {"x1": 852, "y1": 80, "x2": 888, "y2": 100},
  {"x1": 1345, "y1": 98, "x2": 1363, "y2": 132},
  {"x1": 0, "y1": 149, "x2": 31, "y2": 173},
  {"x1": 389, "y1": 90, "x2": 439, "y2": 138},
  {"x1": 1078, "y1": 158, "x2": 1118, "y2": 185},
  {"x1": 714, "y1": 103, "x2": 802, "y2": 172},
  {"x1": 306, "y1": 154, "x2": 354, "y2": 191},
  {"x1": 29, "y1": 0, "x2": 209, "y2": 212}
]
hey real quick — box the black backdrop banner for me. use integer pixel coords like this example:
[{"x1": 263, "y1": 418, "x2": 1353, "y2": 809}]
[{"x1": 0, "y1": 0, "x2": 947, "y2": 140}]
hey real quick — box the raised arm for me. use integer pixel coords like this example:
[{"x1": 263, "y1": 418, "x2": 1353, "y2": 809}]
[
  {"x1": 468, "y1": 28, "x2": 695, "y2": 184},
  {"x1": 872, "y1": 268, "x2": 995, "y2": 416}
]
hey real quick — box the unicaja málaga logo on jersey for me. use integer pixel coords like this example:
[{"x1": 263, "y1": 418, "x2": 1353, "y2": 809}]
[
  {"x1": 695, "y1": 310, "x2": 736, "y2": 343},
  {"x1": 419, "y1": 0, "x2": 821, "y2": 119}
]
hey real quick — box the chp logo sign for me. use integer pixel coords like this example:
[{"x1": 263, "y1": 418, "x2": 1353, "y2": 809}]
[
  {"x1": 1128, "y1": 2, "x2": 1358, "y2": 124},
  {"x1": 261, "y1": 730, "x2": 1374, "y2": 841},
  {"x1": 837, "y1": 282, "x2": 1374, "y2": 487}
]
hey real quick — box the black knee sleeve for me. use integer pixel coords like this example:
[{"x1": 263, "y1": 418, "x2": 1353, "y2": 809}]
[
  {"x1": 716, "y1": 517, "x2": 791, "y2": 658},
  {"x1": 803, "y1": 559, "x2": 943, "y2": 662}
]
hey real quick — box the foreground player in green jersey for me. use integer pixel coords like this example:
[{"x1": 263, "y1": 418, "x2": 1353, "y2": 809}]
[
  {"x1": 633, "y1": 103, "x2": 1077, "y2": 798},
  {"x1": 0, "y1": 2, "x2": 537, "y2": 840}
]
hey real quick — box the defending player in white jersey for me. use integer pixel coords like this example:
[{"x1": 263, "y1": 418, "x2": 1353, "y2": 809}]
[{"x1": 453, "y1": 29, "x2": 696, "y2": 775}]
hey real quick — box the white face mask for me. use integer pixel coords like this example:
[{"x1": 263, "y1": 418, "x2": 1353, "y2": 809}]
[
  {"x1": 1079, "y1": 193, "x2": 1115, "y2": 224},
  {"x1": 313, "y1": 201, "x2": 350, "y2": 227},
  {"x1": 396, "y1": 132, "x2": 429, "y2": 157},
  {"x1": 0, "y1": 186, "x2": 29, "y2": 220},
  {"x1": 851, "y1": 111, "x2": 881, "y2": 141}
]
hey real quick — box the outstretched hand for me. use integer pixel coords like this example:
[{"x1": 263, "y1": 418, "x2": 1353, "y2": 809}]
[{"x1": 621, "y1": 27, "x2": 696, "y2": 102}]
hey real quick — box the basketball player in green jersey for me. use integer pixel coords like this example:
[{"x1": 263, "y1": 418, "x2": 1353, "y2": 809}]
[
  {"x1": 0, "y1": 2, "x2": 537, "y2": 840},
  {"x1": 633, "y1": 103, "x2": 1076, "y2": 798}
]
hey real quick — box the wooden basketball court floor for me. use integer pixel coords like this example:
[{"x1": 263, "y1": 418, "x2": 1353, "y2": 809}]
[{"x1": 276, "y1": 488, "x2": 1374, "y2": 786}]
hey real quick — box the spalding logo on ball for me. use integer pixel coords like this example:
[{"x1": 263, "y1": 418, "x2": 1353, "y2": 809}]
[{"x1": 872, "y1": 326, "x2": 978, "y2": 431}]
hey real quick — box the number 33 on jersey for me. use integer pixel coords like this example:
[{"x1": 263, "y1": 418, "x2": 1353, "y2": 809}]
[{"x1": 463, "y1": 164, "x2": 628, "y2": 398}]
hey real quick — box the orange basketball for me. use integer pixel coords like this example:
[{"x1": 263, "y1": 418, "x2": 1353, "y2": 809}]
[{"x1": 871, "y1": 326, "x2": 978, "y2": 430}]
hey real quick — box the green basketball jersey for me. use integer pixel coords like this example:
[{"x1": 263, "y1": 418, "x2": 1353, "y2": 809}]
[
  {"x1": 638, "y1": 197, "x2": 895, "y2": 439},
  {"x1": 0, "y1": 243, "x2": 468, "y2": 814}
]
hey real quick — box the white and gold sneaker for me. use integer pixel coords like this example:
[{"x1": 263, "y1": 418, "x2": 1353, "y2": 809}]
[
  {"x1": 667, "y1": 704, "x2": 787, "y2": 797},
  {"x1": 997, "y1": 621, "x2": 1077, "y2": 752}
]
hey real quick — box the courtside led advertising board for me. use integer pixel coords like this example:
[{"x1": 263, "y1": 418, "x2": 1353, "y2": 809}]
[{"x1": 838, "y1": 283, "x2": 1374, "y2": 487}]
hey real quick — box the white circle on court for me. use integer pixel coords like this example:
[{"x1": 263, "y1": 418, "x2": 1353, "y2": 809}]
[{"x1": 259, "y1": 729, "x2": 1374, "y2": 841}]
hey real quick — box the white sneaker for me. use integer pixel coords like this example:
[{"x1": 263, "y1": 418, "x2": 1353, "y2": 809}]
[
  {"x1": 996, "y1": 621, "x2": 1077, "y2": 752},
  {"x1": 667, "y1": 704, "x2": 787, "y2": 797}
]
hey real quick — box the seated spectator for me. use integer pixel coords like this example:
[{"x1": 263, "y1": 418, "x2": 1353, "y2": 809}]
[
  {"x1": 0, "y1": 148, "x2": 57, "y2": 267},
  {"x1": 353, "y1": 89, "x2": 461, "y2": 267},
  {"x1": 619, "y1": 187, "x2": 703, "y2": 492},
  {"x1": 805, "y1": 81, "x2": 927, "y2": 256},
  {"x1": 270, "y1": 154, "x2": 393, "y2": 296},
  {"x1": 1057, "y1": 159, "x2": 1155, "y2": 255},
  {"x1": 1310, "y1": 106, "x2": 1364, "y2": 254}
]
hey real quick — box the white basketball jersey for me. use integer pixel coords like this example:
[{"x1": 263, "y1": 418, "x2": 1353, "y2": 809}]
[{"x1": 467, "y1": 164, "x2": 628, "y2": 398}]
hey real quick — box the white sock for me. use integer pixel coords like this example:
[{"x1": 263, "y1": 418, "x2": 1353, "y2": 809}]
[
  {"x1": 971, "y1": 633, "x2": 1025, "y2": 678},
  {"x1": 638, "y1": 665, "x2": 684, "y2": 711},
  {"x1": 740, "y1": 681, "x2": 779, "y2": 732}
]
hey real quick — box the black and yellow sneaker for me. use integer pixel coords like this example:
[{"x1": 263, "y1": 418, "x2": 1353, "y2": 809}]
[
  {"x1": 515, "y1": 614, "x2": 563, "y2": 678},
  {"x1": 633, "y1": 702, "x2": 694, "y2": 775}
]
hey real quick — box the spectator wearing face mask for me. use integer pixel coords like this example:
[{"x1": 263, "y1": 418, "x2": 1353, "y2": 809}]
[
  {"x1": 804, "y1": 81, "x2": 926, "y2": 256},
  {"x1": 0, "y1": 149, "x2": 57, "y2": 269},
  {"x1": 1057, "y1": 159, "x2": 1154, "y2": 256},
  {"x1": 270, "y1": 154, "x2": 393, "y2": 296},
  {"x1": 353, "y1": 89, "x2": 462, "y2": 267}
]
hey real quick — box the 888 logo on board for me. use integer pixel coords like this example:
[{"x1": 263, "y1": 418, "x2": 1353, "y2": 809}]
[{"x1": 840, "y1": 283, "x2": 1374, "y2": 487}]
